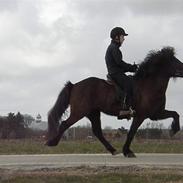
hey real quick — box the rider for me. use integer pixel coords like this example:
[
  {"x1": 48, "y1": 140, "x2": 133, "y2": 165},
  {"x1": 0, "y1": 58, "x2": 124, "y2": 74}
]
[{"x1": 105, "y1": 27, "x2": 138, "y2": 119}]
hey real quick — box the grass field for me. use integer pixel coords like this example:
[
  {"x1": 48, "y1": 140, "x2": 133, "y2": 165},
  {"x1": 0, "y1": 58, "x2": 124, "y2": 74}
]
[{"x1": 0, "y1": 138, "x2": 183, "y2": 154}]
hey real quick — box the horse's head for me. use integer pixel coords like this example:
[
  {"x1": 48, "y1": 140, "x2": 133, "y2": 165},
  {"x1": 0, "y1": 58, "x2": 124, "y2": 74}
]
[
  {"x1": 169, "y1": 56, "x2": 183, "y2": 78},
  {"x1": 135, "y1": 47, "x2": 183, "y2": 79}
]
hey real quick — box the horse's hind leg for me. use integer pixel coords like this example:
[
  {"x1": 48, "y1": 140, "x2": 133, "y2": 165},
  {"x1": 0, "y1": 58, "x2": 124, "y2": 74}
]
[
  {"x1": 46, "y1": 114, "x2": 82, "y2": 146},
  {"x1": 87, "y1": 111, "x2": 117, "y2": 155}
]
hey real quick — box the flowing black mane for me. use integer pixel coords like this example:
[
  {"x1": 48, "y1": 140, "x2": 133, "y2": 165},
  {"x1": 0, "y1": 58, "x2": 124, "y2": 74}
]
[{"x1": 135, "y1": 47, "x2": 175, "y2": 79}]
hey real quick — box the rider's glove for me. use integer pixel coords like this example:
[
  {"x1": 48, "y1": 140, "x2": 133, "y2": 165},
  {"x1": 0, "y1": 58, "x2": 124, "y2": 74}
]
[{"x1": 131, "y1": 64, "x2": 138, "y2": 72}]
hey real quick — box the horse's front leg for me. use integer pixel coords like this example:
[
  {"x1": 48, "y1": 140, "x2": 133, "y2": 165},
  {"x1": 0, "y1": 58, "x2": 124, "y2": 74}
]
[
  {"x1": 123, "y1": 117, "x2": 144, "y2": 158},
  {"x1": 150, "y1": 109, "x2": 180, "y2": 136}
]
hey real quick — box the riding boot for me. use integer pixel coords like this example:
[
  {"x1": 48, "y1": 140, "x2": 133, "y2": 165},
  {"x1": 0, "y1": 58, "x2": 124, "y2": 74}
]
[{"x1": 117, "y1": 95, "x2": 136, "y2": 120}]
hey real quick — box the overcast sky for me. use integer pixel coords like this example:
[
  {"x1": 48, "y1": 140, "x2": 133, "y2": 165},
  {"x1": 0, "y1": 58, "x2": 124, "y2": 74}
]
[{"x1": 0, "y1": 0, "x2": 183, "y2": 129}]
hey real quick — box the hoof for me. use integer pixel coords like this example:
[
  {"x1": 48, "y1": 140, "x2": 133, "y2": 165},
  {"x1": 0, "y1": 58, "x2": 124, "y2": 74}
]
[
  {"x1": 170, "y1": 128, "x2": 180, "y2": 137},
  {"x1": 112, "y1": 150, "x2": 119, "y2": 156},
  {"x1": 123, "y1": 149, "x2": 136, "y2": 158},
  {"x1": 171, "y1": 121, "x2": 180, "y2": 136},
  {"x1": 125, "y1": 152, "x2": 136, "y2": 158}
]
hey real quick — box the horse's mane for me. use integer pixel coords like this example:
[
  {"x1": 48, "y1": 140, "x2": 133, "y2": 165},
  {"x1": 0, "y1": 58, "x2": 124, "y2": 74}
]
[{"x1": 134, "y1": 47, "x2": 175, "y2": 79}]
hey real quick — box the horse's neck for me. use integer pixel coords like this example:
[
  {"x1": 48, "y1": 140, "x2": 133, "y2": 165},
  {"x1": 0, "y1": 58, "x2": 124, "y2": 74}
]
[
  {"x1": 153, "y1": 77, "x2": 169, "y2": 91},
  {"x1": 136, "y1": 77, "x2": 170, "y2": 94}
]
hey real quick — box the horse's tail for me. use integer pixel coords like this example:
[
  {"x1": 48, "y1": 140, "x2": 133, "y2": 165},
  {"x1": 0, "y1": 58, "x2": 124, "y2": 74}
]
[{"x1": 48, "y1": 81, "x2": 73, "y2": 140}]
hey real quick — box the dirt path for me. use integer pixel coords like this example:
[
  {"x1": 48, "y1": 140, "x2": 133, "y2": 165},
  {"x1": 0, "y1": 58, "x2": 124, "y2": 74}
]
[{"x1": 0, "y1": 153, "x2": 183, "y2": 170}]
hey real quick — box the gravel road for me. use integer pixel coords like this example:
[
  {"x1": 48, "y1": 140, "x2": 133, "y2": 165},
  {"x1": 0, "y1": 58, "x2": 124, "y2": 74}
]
[{"x1": 0, "y1": 153, "x2": 183, "y2": 170}]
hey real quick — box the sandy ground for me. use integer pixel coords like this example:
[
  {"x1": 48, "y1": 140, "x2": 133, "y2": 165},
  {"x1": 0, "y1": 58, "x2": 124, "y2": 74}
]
[{"x1": 0, "y1": 154, "x2": 183, "y2": 180}]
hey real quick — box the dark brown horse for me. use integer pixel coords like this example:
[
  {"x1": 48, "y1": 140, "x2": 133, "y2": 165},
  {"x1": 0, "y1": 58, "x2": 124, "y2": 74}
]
[{"x1": 46, "y1": 47, "x2": 183, "y2": 157}]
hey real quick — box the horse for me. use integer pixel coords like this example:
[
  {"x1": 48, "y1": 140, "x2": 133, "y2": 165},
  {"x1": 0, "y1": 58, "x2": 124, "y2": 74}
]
[{"x1": 46, "y1": 46, "x2": 183, "y2": 157}]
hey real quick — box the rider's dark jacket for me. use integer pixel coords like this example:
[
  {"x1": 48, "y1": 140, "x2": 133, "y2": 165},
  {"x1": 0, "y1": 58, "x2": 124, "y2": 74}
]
[
  {"x1": 105, "y1": 40, "x2": 137, "y2": 108},
  {"x1": 105, "y1": 40, "x2": 136, "y2": 75}
]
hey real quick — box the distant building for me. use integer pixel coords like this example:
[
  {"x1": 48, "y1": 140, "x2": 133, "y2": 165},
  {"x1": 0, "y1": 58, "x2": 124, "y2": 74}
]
[
  {"x1": 36, "y1": 114, "x2": 42, "y2": 123},
  {"x1": 29, "y1": 121, "x2": 47, "y2": 131}
]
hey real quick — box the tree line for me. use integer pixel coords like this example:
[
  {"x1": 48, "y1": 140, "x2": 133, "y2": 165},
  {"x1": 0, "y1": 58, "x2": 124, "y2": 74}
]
[{"x1": 0, "y1": 112, "x2": 36, "y2": 139}]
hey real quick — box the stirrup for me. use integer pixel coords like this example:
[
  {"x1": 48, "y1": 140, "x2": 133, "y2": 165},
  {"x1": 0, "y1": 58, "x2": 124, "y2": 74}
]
[{"x1": 117, "y1": 107, "x2": 136, "y2": 120}]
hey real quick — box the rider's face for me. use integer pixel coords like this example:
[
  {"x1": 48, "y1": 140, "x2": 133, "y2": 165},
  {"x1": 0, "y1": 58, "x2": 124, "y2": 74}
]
[{"x1": 119, "y1": 35, "x2": 125, "y2": 44}]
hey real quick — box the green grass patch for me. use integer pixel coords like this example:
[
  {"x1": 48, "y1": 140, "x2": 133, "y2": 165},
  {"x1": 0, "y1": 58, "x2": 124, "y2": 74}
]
[
  {"x1": 1, "y1": 173, "x2": 183, "y2": 183},
  {"x1": 0, "y1": 139, "x2": 183, "y2": 154}
]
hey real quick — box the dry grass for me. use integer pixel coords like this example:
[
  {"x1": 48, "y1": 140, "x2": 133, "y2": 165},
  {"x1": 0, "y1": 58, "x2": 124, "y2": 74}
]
[
  {"x1": 0, "y1": 166, "x2": 183, "y2": 183},
  {"x1": 0, "y1": 139, "x2": 183, "y2": 154}
]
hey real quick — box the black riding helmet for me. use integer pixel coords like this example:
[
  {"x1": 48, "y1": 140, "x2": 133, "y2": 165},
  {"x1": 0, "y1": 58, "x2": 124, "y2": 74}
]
[{"x1": 110, "y1": 27, "x2": 128, "y2": 39}]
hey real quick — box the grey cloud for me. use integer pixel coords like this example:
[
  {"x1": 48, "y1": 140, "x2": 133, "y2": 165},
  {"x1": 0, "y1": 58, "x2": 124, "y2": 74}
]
[
  {"x1": 127, "y1": 0, "x2": 183, "y2": 16},
  {"x1": 0, "y1": 0, "x2": 183, "y2": 128},
  {"x1": 75, "y1": 0, "x2": 183, "y2": 18},
  {"x1": 0, "y1": 0, "x2": 18, "y2": 12}
]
